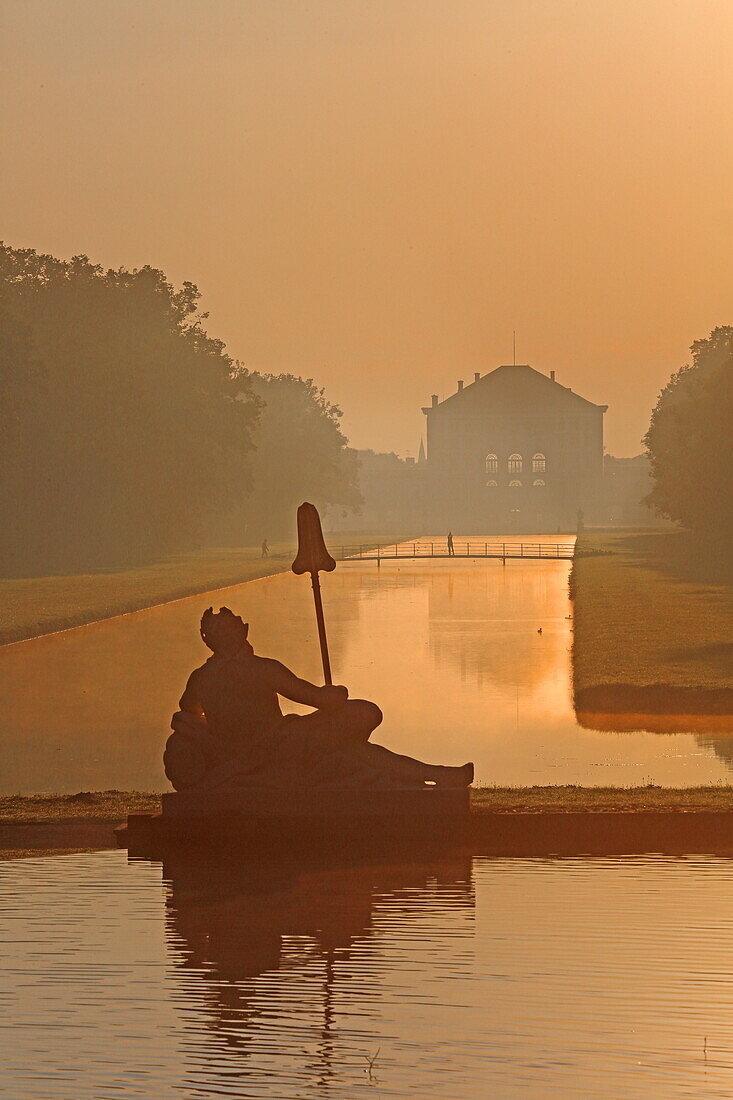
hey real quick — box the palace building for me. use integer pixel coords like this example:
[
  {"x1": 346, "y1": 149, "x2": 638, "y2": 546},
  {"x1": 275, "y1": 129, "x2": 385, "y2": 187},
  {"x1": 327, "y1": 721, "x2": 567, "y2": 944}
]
[{"x1": 420, "y1": 363, "x2": 607, "y2": 532}]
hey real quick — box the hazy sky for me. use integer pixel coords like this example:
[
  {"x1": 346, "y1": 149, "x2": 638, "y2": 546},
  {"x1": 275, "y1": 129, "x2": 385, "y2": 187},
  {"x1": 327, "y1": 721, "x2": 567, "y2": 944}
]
[{"x1": 2, "y1": 0, "x2": 732, "y2": 457}]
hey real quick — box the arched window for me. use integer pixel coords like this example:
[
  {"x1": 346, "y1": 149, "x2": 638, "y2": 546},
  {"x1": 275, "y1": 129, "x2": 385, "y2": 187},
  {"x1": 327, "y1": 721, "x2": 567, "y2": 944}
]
[
  {"x1": 486, "y1": 479, "x2": 498, "y2": 488},
  {"x1": 533, "y1": 479, "x2": 545, "y2": 488},
  {"x1": 532, "y1": 453, "x2": 546, "y2": 474},
  {"x1": 508, "y1": 454, "x2": 523, "y2": 474},
  {"x1": 485, "y1": 453, "x2": 498, "y2": 475},
  {"x1": 509, "y1": 479, "x2": 522, "y2": 488}
]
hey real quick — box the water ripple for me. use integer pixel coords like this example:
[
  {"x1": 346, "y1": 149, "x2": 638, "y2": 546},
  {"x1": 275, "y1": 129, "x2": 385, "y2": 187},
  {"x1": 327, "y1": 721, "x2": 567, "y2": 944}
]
[{"x1": 2, "y1": 851, "x2": 733, "y2": 1097}]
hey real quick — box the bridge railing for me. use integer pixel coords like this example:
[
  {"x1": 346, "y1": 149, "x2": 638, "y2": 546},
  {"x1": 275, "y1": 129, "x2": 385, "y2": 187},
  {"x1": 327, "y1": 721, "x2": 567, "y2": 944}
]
[{"x1": 333, "y1": 540, "x2": 575, "y2": 561}]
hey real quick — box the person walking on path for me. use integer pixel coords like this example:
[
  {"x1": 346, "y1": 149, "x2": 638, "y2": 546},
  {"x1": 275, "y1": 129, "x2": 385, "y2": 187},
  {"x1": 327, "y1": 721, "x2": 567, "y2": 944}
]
[
  {"x1": 447, "y1": 531, "x2": 454, "y2": 557},
  {"x1": 261, "y1": 538, "x2": 269, "y2": 558}
]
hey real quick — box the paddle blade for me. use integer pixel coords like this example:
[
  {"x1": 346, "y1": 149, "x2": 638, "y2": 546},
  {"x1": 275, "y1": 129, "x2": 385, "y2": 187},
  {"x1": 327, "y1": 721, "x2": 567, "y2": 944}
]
[{"x1": 291, "y1": 502, "x2": 336, "y2": 575}]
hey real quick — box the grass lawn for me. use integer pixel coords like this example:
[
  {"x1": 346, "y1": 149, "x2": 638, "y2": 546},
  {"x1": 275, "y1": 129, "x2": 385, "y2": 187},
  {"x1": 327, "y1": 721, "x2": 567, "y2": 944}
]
[
  {"x1": 0, "y1": 535, "x2": 411, "y2": 646},
  {"x1": 571, "y1": 529, "x2": 733, "y2": 717},
  {"x1": 470, "y1": 784, "x2": 733, "y2": 813},
  {"x1": 0, "y1": 790, "x2": 162, "y2": 859}
]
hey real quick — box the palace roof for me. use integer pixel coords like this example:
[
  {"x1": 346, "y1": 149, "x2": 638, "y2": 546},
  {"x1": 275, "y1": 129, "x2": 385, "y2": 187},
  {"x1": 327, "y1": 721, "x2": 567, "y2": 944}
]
[{"x1": 422, "y1": 363, "x2": 607, "y2": 416}]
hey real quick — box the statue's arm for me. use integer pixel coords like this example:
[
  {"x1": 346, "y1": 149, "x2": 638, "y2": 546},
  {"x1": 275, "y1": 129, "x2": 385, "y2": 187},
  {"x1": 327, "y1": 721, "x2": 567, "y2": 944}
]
[{"x1": 265, "y1": 658, "x2": 348, "y2": 710}]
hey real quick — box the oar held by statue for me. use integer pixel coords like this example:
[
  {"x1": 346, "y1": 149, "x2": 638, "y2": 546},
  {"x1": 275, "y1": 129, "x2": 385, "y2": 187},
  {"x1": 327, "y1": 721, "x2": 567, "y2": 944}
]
[{"x1": 292, "y1": 501, "x2": 336, "y2": 575}]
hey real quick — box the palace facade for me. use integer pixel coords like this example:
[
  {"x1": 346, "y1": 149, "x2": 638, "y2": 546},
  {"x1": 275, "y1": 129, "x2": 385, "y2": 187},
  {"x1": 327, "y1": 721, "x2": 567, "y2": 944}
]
[{"x1": 420, "y1": 363, "x2": 607, "y2": 532}]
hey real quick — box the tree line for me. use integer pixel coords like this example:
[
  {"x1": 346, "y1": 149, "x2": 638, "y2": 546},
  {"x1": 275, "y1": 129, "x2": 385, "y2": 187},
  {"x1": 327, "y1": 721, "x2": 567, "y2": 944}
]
[
  {"x1": 2, "y1": 240, "x2": 728, "y2": 575},
  {"x1": 645, "y1": 326, "x2": 733, "y2": 539},
  {"x1": 0, "y1": 243, "x2": 359, "y2": 574}
]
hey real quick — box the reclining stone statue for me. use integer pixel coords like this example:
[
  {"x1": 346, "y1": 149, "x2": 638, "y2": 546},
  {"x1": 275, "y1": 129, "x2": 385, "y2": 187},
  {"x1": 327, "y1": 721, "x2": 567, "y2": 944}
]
[{"x1": 164, "y1": 606, "x2": 474, "y2": 791}]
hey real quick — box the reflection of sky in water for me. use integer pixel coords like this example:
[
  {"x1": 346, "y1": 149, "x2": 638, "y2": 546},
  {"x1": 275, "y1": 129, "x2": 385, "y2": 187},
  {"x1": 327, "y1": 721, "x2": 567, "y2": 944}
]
[
  {"x1": 4, "y1": 850, "x2": 733, "y2": 1099},
  {"x1": 0, "y1": 548, "x2": 730, "y2": 792}
]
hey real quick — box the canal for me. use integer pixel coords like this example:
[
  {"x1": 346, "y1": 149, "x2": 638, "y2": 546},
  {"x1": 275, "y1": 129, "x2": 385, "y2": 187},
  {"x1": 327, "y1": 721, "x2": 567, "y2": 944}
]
[{"x1": 1, "y1": 535, "x2": 730, "y2": 793}]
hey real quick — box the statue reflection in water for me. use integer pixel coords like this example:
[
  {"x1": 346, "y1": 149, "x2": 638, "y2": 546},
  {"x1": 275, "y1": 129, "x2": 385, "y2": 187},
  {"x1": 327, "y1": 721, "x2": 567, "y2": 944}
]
[{"x1": 162, "y1": 850, "x2": 474, "y2": 1089}]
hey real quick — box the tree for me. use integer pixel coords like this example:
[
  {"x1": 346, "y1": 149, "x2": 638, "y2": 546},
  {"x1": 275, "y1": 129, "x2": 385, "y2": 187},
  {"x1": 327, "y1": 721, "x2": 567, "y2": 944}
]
[
  {"x1": 228, "y1": 371, "x2": 361, "y2": 538},
  {"x1": 0, "y1": 243, "x2": 259, "y2": 572},
  {"x1": 644, "y1": 326, "x2": 733, "y2": 537}
]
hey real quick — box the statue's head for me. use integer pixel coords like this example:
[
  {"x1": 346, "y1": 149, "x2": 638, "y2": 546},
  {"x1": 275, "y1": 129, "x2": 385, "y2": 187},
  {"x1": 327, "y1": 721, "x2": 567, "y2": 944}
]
[{"x1": 200, "y1": 606, "x2": 250, "y2": 655}]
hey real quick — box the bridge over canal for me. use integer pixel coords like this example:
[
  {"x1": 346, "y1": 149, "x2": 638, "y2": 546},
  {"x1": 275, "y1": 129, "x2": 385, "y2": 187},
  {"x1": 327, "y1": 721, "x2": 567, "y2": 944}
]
[{"x1": 335, "y1": 538, "x2": 576, "y2": 563}]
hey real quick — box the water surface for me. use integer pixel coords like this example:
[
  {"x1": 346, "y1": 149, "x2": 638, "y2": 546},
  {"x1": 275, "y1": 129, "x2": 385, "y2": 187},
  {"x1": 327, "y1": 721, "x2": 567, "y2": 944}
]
[{"x1": 3, "y1": 849, "x2": 733, "y2": 1098}]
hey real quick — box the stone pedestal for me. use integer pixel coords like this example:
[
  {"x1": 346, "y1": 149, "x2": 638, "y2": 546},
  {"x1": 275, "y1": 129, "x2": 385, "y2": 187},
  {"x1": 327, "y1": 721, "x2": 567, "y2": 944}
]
[
  {"x1": 161, "y1": 785, "x2": 469, "y2": 819},
  {"x1": 122, "y1": 786, "x2": 470, "y2": 856}
]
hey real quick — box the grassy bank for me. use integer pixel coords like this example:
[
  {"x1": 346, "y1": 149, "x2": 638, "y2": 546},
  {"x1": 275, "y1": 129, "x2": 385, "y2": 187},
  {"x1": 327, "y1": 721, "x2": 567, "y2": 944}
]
[
  {"x1": 571, "y1": 529, "x2": 733, "y2": 718},
  {"x1": 0, "y1": 791, "x2": 161, "y2": 859},
  {"x1": 0, "y1": 535, "x2": 410, "y2": 646},
  {"x1": 4, "y1": 786, "x2": 733, "y2": 859}
]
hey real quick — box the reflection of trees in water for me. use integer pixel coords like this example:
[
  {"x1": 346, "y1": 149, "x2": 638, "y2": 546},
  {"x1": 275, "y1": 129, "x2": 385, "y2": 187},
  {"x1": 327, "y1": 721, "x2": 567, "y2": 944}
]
[
  {"x1": 428, "y1": 567, "x2": 569, "y2": 696},
  {"x1": 164, "y1": 851, "x2": 473, "y2": 1090},
  {"x1": 576, "y1": 708, "x2": 733, "y2": 738},
  {"x1": 696, "y1": 734, "x2": 733, "y2": 771},
  {"x1": 576, "y1": 709, "x2": 733, "y2": 776}
]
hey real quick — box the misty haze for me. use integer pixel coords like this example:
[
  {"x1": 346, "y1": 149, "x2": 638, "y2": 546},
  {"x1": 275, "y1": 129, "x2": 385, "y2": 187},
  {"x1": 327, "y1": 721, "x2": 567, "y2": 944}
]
[{"x1": 1, "y1": 2, "x2": 732, "y2": 1098}]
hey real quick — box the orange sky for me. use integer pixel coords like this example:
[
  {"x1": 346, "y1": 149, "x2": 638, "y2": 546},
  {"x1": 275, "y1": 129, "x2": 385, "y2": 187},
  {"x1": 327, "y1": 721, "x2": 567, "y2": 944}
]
[{"x1": 2, "y1": 0, "x2": 732, "y2": 457}]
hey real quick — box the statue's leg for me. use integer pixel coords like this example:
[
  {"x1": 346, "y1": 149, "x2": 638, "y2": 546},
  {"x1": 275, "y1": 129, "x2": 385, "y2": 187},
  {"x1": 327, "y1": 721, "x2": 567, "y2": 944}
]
[
  {"x1": 340, "y1": 699, "x2": 383, "y2": 743},
  {"x1": 357, "y1": 743, "x2": 474, "y2": 787},
  {"x1": 327, "y1": 702, "x2": 472, "y2": 785},
  {"x1": 278, "y1": 705, "x2": 473, "y2": 788},
  {"x1": 288, "y1": 699, "x2": 382, "y2": 744}
]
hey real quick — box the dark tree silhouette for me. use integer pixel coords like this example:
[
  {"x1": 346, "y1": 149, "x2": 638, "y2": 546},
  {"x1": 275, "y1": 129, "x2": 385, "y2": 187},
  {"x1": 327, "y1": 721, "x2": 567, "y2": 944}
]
[
  {"x1": 0, "y1": 243, "x2": 259, "y2": 573},
  {"x1": 229, "y1": 370, "x2": 361, "y2": 538},
  {"x1": 644, "y1": 326, "x2": 733, "y2": 538}
]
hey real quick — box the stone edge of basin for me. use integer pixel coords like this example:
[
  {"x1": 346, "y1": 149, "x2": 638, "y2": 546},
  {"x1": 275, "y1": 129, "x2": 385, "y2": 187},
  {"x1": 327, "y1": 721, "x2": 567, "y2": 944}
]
[{"x1": 116, "y1": 806, "x2": 733, "y2": 859}]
